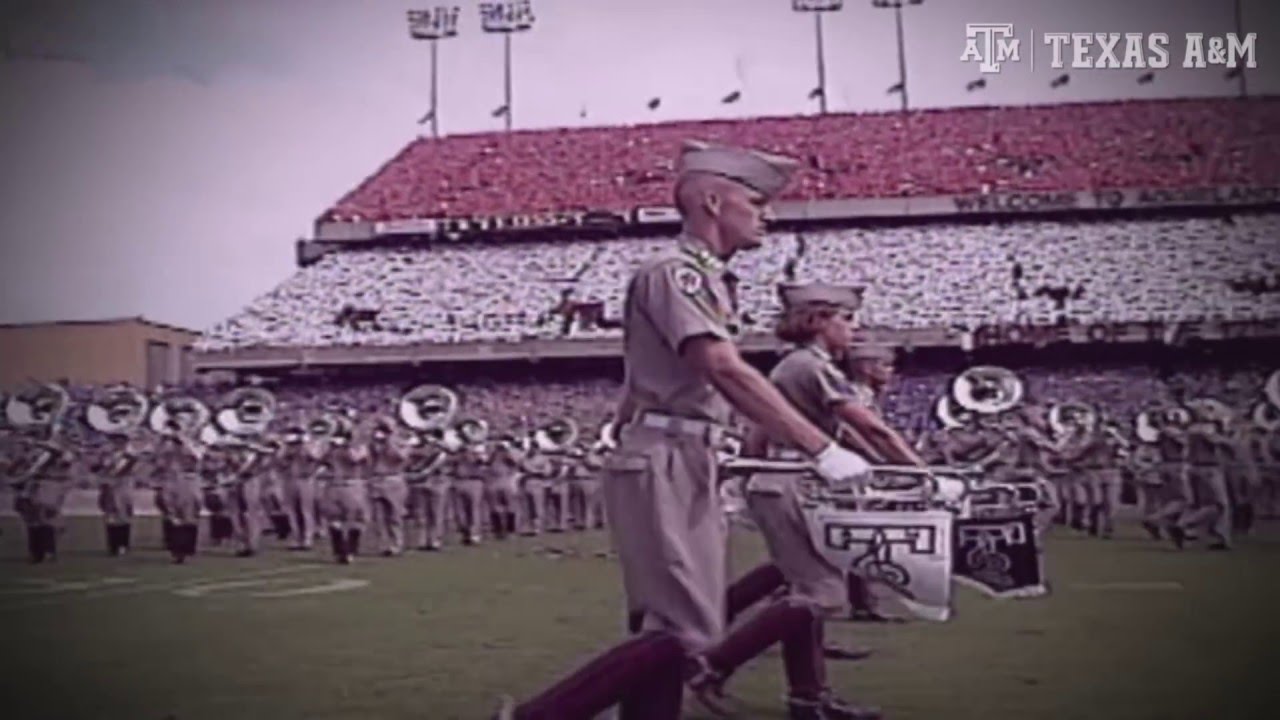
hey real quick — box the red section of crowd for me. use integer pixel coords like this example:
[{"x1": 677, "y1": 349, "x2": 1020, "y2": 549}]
[{"x1": 322, "y1": 98, "x2": 1280, "y2": 223}]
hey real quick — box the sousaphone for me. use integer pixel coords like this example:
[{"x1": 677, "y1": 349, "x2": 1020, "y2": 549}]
[
  {"x1": 85, "y1": 384, "x2": 150, "y2": 437},
  {"x1": 1252, "y1": 401, "x2": 1280, "y2": 432},
  {"x1": 214, "y1": 386, "x2": 277, "y2": 437},
  {"x1": 934, "y1": 395, "x2": 972, "y2": 430},
  {"x1": 534, "y1": 418, "x2": 578, "y2": 453},
  {"x1": 1266, "y1": 369, "x2": 1280, "y2": 409},
  {"x1": 952, "y1": 366, "x2": 1024, "y2": 416},
  {"x1": 1048, "y1": 402, "x2": 1098, "y2": 438},
  {"x1": 399, "y1": 384, "x2": 459, "y2": 432},
  {"x1": 1184, "y1": 397, "x2": 1234, "y2": 431},
  {"x1": 148, "y1": 395, "x2": 211, "y2": 439},
  {"x1": 455, "y1": 417, "x2": 490, "y2": 446},
  {"x1": 1134, "y1": 407, "x2": 1163, "y2": 443},
  {"x1": 5, "y1": 382, "x2": 71, "y2": 436}
]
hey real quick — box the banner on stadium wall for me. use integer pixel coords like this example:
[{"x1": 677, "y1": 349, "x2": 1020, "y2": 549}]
[
  {"x1": 948, "y1": 185, "x2": 1280, "y2": 215},
  {"x1": 969, "y1": 317, "x2": 1280, "y2": 349},
  {"x1": 634, "y1": 206, "x2": 682, "y2": 224}
]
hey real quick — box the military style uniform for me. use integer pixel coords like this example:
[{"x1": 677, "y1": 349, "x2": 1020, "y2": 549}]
[
  {"x1": 367, "y1": 440, "x2": 410, "y2": 556},
  {"x1": 748, "y1": 332, "x2": 862, "y2": 617},
  {"x1": 519, "y1": 450, "x2": 553, "y2": 535},
  {"x1": 451, "y1": 444, "x2": 488, "y2": 545},
  {"x1": 155, "y1": 438, "x2": 204, "y2": 563},
  {"x1": 280, "y1": 438, "x2": 321, "y2": 550},
  {"x1": 484, "y1": 442, "x2": 522, "y2": 539},
  {"x1": 406, "y1": 445, "x2": 450, "y2": 550},
  {"x1": 604, "y1": 235, "x2": 740, "y2": 652},
  {"x1": 13, "y1": 439, "x2": 74, "y2": 563},
  {"x1": 318, "y1": 440, "x2": 370, "y2": 563},
  {"x1": 97, "y1": 437, "x2": 146, "y2": 556},
  {"x1": 227, "y1": 446, "x2": 267, "y2": 557},
  {"x1": 1179, "y1": 422, "x2": 1232, "y2": 548}
]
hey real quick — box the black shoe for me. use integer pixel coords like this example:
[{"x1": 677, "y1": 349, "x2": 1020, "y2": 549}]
[
  {"x1": 1141, "y1": 521, "x2": 1162, "y2": 540},
  {"x1": 1168, "y1": 525, "x2": 1186, "y2": 550},
  {"x1": 1207, "y1": 541, "x2": 1231, "y2": 551},
  {"x1": 823, "y1": 644, "x2": 874, "y2": 661},
  {"x1": 235, "y1": 549, "x2": 256, "y2": 558}
]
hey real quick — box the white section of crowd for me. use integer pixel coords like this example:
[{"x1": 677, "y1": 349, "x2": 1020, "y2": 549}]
[{"x1": 197, "y1": 214, "x2": 1280, "y2": 351}]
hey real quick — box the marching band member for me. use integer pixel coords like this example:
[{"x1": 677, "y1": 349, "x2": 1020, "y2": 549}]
[
  {"x1": 1179, "y1": 417, "x2": 1232, "y2": 550},
  {"x1": 319, "y1": 421, "x2": 370, "y2": 564},
  {"x1": 1150, "y1": 415, "x2": 1193, "y2": 547},
  {"x1": 96, "y1": 433, "x2": 147, "y2": 556},
  {"x1": 366, "y1": 414, "x2": 411, "y2": 557},
  {"x1": 202, "y1": 447, "x2": 235, "y2": 548},
  {"x1": 226, "y1": 441, "x2": 267, "y2": 558},
  {"x1": 1131, "y1": 441, "x2": 1166, "y2": 539},
  {"x1": 545, "y1": 451, "x2": 572, "y2": 534},
  {"x1": 518, "y1": 443, "x2": 553, "y2": 536},
  {"x1": 451, "y1": 427, "x2": 488, "y2": 546},
  {"x1": 13, "y1": 437, "x2": 74, "y2": 563},
  {"x1": 568, "y1": 441, "x2": 606, "y2": 531},
  {"x1": 495, "y1": 141, "x2": 874, "y2": 720},
  {"x1": 258, "y1": 436, "x2": 293, "y2": 542},
  {"x1": 155, "y1": 435, "x2": 204, "y2": 563},
  {"x1": 279, "y1": 424, "x2": 321, "y2": 551},
  {"x1": 1225, "y1": 423, "x2": 1260, "y2": 535},
  {"x1": 485, "y1": 434, "x2": 523, "y2": 540},
  {"x1": 406, "y1": 433, "x2": 451, "y2": 551}
]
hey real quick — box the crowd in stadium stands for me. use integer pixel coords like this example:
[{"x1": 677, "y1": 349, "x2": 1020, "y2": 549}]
[
  {"x1": 197, "y1": 213, "x2": 1280, "y2": 351},
  {"x1": 321, "y1": 99, "x2": 1280, "y2": 221}
]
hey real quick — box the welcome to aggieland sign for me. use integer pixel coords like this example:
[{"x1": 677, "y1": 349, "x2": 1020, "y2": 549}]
[
  {"x1": 949, "y1": 185, "x2": 1280, "y2": 215},
  {"x1": 970, "y1": 317, "x2": 1280, "y2": 348}
]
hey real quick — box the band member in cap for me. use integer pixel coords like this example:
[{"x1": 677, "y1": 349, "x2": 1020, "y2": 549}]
[
  {"x1": 12, "y1": 437, "x2": 75, "y2": 563},
  {"x1": 279, "y1": 425, "x2": 321, "y2": 551},
  {"x1": 731, "y1": 282, "x2": 889, "y2": 654},
  {"x1": 451, "y1": 435, "x2": 488, "y2": 545},
  {"x1": 569, "y1": 441, "x2": 607, "y2": 531},
  {"x1": 202, "y1": 453, "x2": 235, "y2": 547},
  {"x1": 1179, "y1": 418, "x2": 1232, "y2": 550},
  {"x1": 366, "y1": 415, "x2": 410, "y2": 556},
  {"x1": 96, "y1": 433, "x2": 148, "y2": 556},
  {"x1": 258, "y1": 437, "x2": 292, "y2": 542},
  {"x1": 318, "y1": 424, "x2": 370, "y2": 564},
  {"x1": 495, "y1": 141, "x2": 876, "y2": 720},
  {"x1": 407, "y1": 435, "x2": 452, "y2": 550},
  {"x1": 226, "y1": 442, "x2": 267, "y2": 557},
  {"x1": 1149, "y1": 418, "x2": 1192, "y2": 546},
  {"x1": 485, "y1": 435, "x2": 523, "y2": 540},
  {"x1": 154, "y1": 435, "x2": 204, "y2": 563},
  {"x1": 519, "y1": 445, "x2": 553, "y2": 536}
]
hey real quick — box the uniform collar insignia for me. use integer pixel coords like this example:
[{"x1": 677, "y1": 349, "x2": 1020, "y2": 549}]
[{"x1": 677, "y1": 235, "x2": 726, "y2": 275}]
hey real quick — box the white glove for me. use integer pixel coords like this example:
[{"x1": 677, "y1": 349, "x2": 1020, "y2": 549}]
[{"x1": 812, "y1": 442, "x2": 872, "y2": 491}]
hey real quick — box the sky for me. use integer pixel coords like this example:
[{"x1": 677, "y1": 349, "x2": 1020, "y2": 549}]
[{"x1": 0, "y1": 0, "x2": 1276, "y2": 332}]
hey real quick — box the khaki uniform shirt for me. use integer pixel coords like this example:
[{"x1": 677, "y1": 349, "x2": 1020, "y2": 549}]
[{"x1": 618, "y1": 236, "x2": 738, "y2": 425}]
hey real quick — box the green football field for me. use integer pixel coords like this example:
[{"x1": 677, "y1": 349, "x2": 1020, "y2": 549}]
[{"x1": 0, "y1": 517, "x2": 1276, "y2": 720}]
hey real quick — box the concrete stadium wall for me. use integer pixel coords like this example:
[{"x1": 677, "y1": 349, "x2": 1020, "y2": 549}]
[{"x1": 0, "y1": 318, "x2": 198, "y2": 390}]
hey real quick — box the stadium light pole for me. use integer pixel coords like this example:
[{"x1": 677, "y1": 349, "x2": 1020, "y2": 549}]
[
  {"x1": 479, "y1": 1, "x2": 536, "y2": 132},
  {"x1": 872, "y1": 0, "x2": 923, "y2": 113},
  {"x1": 407, "y1": 6, "x2": 460, "y2": 139},
  {"x1": 791, "y1": 1, "x2": 844, "y2": 115}
]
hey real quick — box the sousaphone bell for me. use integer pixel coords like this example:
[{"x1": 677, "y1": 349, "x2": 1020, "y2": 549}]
[
  {"x1": 952, "y1": 366, "x2": 1024, "y2": 416},
  {"x1": 85, "y1": 384, "x2": 150, "y2": 437}
]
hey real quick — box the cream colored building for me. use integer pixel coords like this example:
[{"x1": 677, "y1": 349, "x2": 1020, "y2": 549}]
[{"x1": 0, "y1": 317, "x2": 198, "y2": 390}]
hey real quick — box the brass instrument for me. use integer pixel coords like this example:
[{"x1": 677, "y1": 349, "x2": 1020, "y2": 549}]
[
  {"x1": 399, "y1": 384, "x2": 459, "y2": 431},
  {"x1": 213, "y1": 386, "x2": 277, "y2": 437},
  {"x1": 533, "y1": 418, "x2": 578, "y2": 453},
  {"x1": 85, "y1": 384, "x2": 150, "y2": 437},
  {"x1": 4, "y1": 382, "x2": 71, "y2": 438},
  {"x1": 951, "y1": 366, "x2": 1024, "y2": 416}
]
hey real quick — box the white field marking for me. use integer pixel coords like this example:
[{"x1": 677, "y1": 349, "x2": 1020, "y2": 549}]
[
  {"x1": 1070, "y1": 581, "x2": 1184, "y2": 591},
  {"x1": 174, "y1": 577, "x2": 301, "y2": 598},
  {"x1": 0, "y1": 577, "x2": 137, "y2": 597},
  {"x1": 0, "y1": 565, "x2": 324, "y2": 611},
  {"x1": 248, "y1": 578, "x2": 369, "y2": 598}
]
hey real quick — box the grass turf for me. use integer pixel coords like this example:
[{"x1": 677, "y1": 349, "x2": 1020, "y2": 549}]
[{"x1": 0, "y1": 517, "x2": 1276, "y2": 720}]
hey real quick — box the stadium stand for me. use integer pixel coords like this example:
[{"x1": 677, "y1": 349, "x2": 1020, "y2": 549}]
[
  {"x1": 321, "y1": 98, "x2": 1280, "y2": 222},
  {"x1": 196, "y1": 213, "x2": 1280, "y2": 351}
]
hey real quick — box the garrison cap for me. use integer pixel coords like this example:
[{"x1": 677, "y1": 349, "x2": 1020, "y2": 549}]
[
  {"x1": 677, "y1": 140, "x2": 801, "y2": 199},
  {"x1": 777, "y1": 281, "x2": 864, "y2": 311}
]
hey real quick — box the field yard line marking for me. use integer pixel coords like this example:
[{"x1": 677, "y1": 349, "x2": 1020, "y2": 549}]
[
  {"x1": 0, "y1": 565, "x2": 325, "y2": 611},
  {"x1": 175, "y1": 577, "x2": 300, "y2": 597},
  {"x1": 249, "y1": 578, "x2": 369, "y2": 598},
  {"x1": 1070, "y1": 581, "x2": 1184, "y2": 591},
  {"x1": 0, "y1": 577, "x2": 137, "y2": 597}
]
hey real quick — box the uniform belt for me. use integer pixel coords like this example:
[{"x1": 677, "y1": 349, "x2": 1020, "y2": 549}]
[{"x1": 637, "y1": 412, "x2": 725, "y2": 443}]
